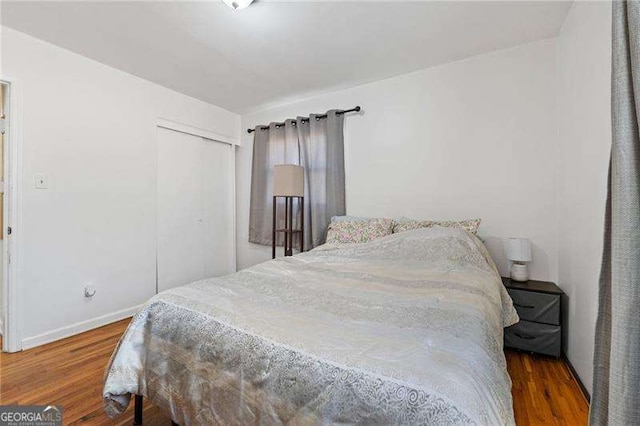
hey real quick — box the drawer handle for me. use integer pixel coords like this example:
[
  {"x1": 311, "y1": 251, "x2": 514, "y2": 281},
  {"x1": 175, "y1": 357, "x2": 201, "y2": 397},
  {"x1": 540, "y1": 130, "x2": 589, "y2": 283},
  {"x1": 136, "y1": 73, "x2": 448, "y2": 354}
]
[
  {"x1": 514, "y1": 302, "x2": 535, "y2": 309},
  {"x1": 514, "y1": 332, "x2": 536, "y2": 340}
]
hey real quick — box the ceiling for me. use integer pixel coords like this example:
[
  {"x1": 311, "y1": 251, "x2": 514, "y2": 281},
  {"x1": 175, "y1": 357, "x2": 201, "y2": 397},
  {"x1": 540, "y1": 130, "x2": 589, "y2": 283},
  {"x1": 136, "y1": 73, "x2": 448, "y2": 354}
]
[{"x1": 1, "y1": 1, "x2": 572, "y2": 114}]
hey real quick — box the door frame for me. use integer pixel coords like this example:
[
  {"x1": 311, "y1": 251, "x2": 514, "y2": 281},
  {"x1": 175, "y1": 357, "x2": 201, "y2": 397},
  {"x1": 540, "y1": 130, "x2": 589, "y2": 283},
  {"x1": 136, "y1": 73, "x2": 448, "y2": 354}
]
[
  {"x1": 157, "y1": 118, "x2": 240, "y2": 147},
  {"x1": 1, "y1": 76, "x2": 24, "y2": 352},
  {"x1": 156, "y1": 118, "x2": 239, "y2": 280}
]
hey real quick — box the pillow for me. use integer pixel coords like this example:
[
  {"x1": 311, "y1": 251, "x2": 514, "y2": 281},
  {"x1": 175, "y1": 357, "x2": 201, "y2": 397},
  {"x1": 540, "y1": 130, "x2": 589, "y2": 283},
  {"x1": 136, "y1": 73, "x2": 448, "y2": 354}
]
[
  {"x1": 432, "y1": 218, "x2": 482, "y2": 234},
  {"x1": 326, "y1": 218, "x2": 394, "y2": 244},
  {"x1": 330, "y1": 215, "x2": 372, "y2": 223},
  {"x1": 392, "y1": 218, "x2": 482, "y2": 235},
  {"x1": 392, "y1": 218, "x2": 430, "y2": 234}
]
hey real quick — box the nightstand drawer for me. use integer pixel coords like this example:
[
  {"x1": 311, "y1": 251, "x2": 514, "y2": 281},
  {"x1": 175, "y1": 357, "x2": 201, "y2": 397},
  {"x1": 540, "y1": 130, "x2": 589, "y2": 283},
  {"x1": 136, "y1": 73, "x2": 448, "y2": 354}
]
[
  {"x1": 507, "y1": 288, "x2": 560, "y2": 325},
  {"x1": 505, "y1": 320, "x2": 561, "y2": 357}
]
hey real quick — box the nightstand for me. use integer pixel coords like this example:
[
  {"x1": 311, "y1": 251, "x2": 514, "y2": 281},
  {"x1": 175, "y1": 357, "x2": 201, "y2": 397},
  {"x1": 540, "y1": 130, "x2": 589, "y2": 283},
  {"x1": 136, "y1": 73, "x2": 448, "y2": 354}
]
[{"x1": 502, "y1": 277, "x2": 563, "y2": 358}]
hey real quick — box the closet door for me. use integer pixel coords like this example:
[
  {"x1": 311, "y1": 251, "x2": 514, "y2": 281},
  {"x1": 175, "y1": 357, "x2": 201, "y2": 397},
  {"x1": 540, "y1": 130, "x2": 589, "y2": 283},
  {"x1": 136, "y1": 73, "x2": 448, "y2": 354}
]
[
  {"x1": 157, "y1": 128, "x2": 233, "y2": 293},
  {"x1": 201, "y1": 138, "x2": 234, "y2": 278}
]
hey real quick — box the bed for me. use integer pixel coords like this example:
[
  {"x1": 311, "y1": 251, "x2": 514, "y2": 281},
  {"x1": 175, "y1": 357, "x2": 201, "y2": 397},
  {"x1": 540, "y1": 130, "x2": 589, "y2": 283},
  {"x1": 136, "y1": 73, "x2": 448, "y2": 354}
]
[{"x1": 103, "y1": 226, "x2": 518, "y2": 425}]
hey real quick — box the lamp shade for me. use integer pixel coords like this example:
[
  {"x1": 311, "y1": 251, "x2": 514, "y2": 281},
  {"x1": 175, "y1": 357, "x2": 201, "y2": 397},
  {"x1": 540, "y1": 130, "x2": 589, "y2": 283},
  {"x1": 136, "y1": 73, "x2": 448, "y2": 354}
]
[
  {"x1": 273, "y1": 164, "x2": 304, "y2": 197},
  {"x1": 506, "y1": 238, "x2": 532, "y2": 262}
]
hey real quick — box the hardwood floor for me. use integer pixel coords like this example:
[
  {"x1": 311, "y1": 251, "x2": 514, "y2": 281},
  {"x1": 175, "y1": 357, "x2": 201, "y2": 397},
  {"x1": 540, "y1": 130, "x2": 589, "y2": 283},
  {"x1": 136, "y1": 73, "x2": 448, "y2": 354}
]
[
  {"x1": 0, "y1": 320, "x2": 170, "y2": 425},
  {"x1": 0, "y1": 319, "x2": 589, "y2": 425},
  {"x1": 506, "y1": 350, "x2": 589, "y2": 425}
]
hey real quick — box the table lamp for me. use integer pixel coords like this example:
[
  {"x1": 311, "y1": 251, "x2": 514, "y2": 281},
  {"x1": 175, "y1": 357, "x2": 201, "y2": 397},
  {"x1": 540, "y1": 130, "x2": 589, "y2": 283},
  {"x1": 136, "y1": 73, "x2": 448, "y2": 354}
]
[{"x1": 507, "y1": 237, "x2": 532, "y2": 282}]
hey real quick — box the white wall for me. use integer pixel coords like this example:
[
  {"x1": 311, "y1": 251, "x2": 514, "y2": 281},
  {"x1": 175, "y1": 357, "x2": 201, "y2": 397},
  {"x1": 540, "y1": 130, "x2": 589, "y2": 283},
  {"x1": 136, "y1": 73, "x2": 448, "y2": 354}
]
[
  {"x1": 557, "y1": 1, "x2": 611, "y2": 395},
  {"x1": 0, "y1": 27, "x2": 240, "y2": 346},
  {"x1": 237, "y1": 39, "x2": 560, "y2": 281}
]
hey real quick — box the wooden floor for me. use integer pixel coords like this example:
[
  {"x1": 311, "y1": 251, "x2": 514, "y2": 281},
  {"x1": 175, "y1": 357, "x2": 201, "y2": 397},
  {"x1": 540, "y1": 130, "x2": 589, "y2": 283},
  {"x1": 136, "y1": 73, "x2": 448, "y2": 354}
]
[
  {"x1": 506, "y1": 350, "x2": 589, "y2": 425},
  {"x1": 0, "y1": 319, "x2": 589, "y2": 425}
]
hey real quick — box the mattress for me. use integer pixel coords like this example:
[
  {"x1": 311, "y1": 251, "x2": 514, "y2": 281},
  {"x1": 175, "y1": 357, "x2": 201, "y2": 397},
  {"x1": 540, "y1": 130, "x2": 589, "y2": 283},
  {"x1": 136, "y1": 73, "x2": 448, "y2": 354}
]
[{"x1": 103, "y1": 226, "x2": 518, "y2": 425}]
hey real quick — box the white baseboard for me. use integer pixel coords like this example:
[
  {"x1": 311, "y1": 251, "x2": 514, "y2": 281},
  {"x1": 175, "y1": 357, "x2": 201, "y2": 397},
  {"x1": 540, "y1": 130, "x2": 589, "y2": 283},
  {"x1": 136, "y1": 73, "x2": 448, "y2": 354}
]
[
  {"x1": 0, "y1": 316, "x2": 4, "y2": 336},
  {"x1": 21, "y1": 305, "x2": 141, "y2": 350}
]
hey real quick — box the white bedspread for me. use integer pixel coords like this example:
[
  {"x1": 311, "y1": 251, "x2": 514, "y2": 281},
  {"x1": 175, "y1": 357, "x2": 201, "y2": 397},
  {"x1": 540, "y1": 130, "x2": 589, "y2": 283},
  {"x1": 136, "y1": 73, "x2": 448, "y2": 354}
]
[{"x1": 103, "y1": 226, "x2": 518, "y2": 425}]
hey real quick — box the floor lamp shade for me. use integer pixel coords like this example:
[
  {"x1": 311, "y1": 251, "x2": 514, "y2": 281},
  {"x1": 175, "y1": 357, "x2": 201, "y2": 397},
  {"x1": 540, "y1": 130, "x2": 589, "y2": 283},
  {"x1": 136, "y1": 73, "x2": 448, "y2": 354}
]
[{"x1": 273, "y1": 164, "x2": 304, "y2": 196}]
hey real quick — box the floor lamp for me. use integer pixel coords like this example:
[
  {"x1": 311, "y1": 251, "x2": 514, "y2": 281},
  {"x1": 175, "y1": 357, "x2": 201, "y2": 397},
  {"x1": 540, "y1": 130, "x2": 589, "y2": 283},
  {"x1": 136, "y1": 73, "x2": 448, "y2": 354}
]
[{"x1": 272, "y1": 164, "x2": 304, "y2": 259}]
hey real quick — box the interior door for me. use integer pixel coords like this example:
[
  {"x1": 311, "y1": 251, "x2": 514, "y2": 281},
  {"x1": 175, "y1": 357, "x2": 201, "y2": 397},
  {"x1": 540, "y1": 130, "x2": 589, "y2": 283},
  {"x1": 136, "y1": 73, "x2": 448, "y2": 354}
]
[{"x1": 157, "y1": 128, "x2": 233, "y2": 293}]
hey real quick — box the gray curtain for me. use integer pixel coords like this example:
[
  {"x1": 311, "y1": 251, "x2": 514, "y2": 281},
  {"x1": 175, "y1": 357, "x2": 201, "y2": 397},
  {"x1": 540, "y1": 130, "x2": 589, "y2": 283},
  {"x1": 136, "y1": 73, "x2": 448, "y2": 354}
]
[
  {"x1": 249, "y1": 120, "x2": 299, "y2": 246},
  {"x1": 590, "y1": 2, "x2": 640, "y2": 425},
  {"x1": 249, "y1": 110, "x2": 345, "y2": 250}
]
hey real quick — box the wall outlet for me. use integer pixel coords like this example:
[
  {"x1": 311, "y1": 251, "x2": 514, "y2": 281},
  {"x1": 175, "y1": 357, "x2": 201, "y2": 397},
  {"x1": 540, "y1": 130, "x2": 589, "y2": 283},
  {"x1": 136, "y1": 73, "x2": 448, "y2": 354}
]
[
  {"x1": 35, "y1": 174, "x2": 48, "y2": 189},
  {"x1": 84, "y1": 283, "x2": 96, "y2": 298}
]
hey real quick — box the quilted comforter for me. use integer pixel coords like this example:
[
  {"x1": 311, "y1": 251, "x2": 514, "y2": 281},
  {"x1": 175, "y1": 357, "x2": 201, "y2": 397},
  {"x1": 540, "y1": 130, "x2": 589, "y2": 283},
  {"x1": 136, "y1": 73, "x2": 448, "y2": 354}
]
[{"x1": 103, "y1": 226, "x2": 518, "y2": 425}]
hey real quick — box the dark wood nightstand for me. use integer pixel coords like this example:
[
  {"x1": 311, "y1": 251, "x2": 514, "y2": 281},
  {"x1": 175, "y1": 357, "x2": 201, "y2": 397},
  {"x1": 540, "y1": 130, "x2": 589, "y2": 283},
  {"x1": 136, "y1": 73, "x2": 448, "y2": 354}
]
[{"x1": 502, "y1": 277, "x2": 563, "y2": 358}]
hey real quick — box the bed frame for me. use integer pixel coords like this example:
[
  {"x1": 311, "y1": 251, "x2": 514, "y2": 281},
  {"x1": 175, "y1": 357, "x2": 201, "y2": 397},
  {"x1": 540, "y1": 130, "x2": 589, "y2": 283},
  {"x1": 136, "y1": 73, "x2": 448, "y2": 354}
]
[{"x1": 134, "y1": 394, "x2": 178, "y2": 426}]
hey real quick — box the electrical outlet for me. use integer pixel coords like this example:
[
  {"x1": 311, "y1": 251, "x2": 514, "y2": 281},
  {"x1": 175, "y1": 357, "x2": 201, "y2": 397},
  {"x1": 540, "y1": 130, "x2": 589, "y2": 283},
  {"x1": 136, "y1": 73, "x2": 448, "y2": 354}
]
[
  {"x1": 84, "y1": 284, "x2": 96, "y2": 298},
  {"x1": 35, "y1": 174, "x2": 48, "y2": 189}
]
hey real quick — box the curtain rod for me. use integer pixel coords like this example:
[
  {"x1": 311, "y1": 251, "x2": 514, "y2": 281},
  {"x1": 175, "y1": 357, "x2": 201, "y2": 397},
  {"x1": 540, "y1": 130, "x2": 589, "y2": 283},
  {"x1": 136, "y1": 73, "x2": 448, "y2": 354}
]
[{"x1": 247, "y1": 106, "x2": 361, "y2": 134}]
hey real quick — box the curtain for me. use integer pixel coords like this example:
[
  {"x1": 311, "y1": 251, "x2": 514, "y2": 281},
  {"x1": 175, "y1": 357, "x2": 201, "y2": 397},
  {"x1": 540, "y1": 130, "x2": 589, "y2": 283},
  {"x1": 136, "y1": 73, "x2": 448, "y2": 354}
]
[
  {"x1": 590, "y1": 2, "x2": 640, "y2": 424},
  {"x1": 249, "y1": 110, "x2": 346, "y2": 250},
  {"x1": 249, "y1": 119, "x2": 299, "y2": 246}
]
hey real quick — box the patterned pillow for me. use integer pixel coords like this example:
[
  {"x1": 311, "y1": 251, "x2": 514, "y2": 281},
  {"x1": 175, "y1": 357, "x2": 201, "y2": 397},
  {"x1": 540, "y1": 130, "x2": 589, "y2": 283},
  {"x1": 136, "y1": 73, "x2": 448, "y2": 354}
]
[
  {"x1": 326, "y1": 218, "x2": 394, "y2": 244},
  {"x1": 392, "y1": 219, "x2": 431, "y2": 234},
  {"x1": 392, "y1": 218, "x2": 482, "y2": 235},
  {"x1": 432, "y1": 219, "x2": 482, "y2": 234},
  {"x1": 330, "y1": 215, "x2": 372, "y2": 223}
]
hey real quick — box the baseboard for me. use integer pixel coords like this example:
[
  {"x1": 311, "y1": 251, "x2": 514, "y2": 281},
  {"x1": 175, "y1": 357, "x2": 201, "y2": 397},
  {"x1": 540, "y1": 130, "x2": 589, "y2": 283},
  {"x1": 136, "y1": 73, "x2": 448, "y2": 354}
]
[
  {"x1": 563, "y1": 352, "x2": 591, "y2": 403},
  {"x1": 0, "y1": 316, "x2": 3, "y2": 336},
  {"x1": 21, "y1": 305, "x2": 141, "y2": 350}
]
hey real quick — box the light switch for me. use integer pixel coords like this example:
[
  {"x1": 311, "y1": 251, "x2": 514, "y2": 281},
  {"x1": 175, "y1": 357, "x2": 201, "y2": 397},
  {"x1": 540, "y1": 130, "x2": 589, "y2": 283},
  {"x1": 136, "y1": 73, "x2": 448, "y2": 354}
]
[{"x1": 35, "y1": 174, "x2": 48, "y2": 189}]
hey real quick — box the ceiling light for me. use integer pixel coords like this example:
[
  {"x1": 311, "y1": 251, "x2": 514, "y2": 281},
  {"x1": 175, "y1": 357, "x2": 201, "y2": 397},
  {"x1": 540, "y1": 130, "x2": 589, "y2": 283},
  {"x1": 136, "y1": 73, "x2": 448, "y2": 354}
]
[{"x1": 222, "y1": 0, "x2": 254, "y2": 10}]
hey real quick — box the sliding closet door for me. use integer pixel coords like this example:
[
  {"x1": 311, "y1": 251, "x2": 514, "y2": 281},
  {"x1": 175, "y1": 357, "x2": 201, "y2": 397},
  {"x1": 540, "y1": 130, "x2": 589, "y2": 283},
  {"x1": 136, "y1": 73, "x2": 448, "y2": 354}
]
[
  {"x1": 157, "y1": 128, "x2": 234, "y2": 293},
  {"x1": 201, "y1": 138, "x2": 234, "y2": 278}
]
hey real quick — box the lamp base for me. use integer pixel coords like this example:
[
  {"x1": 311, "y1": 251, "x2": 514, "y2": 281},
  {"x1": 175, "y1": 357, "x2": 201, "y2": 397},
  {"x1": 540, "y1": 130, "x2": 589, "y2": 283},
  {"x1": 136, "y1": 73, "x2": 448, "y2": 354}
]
[{"x1": 510, "y1": 263, "x2": 529, "y2": 282}]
